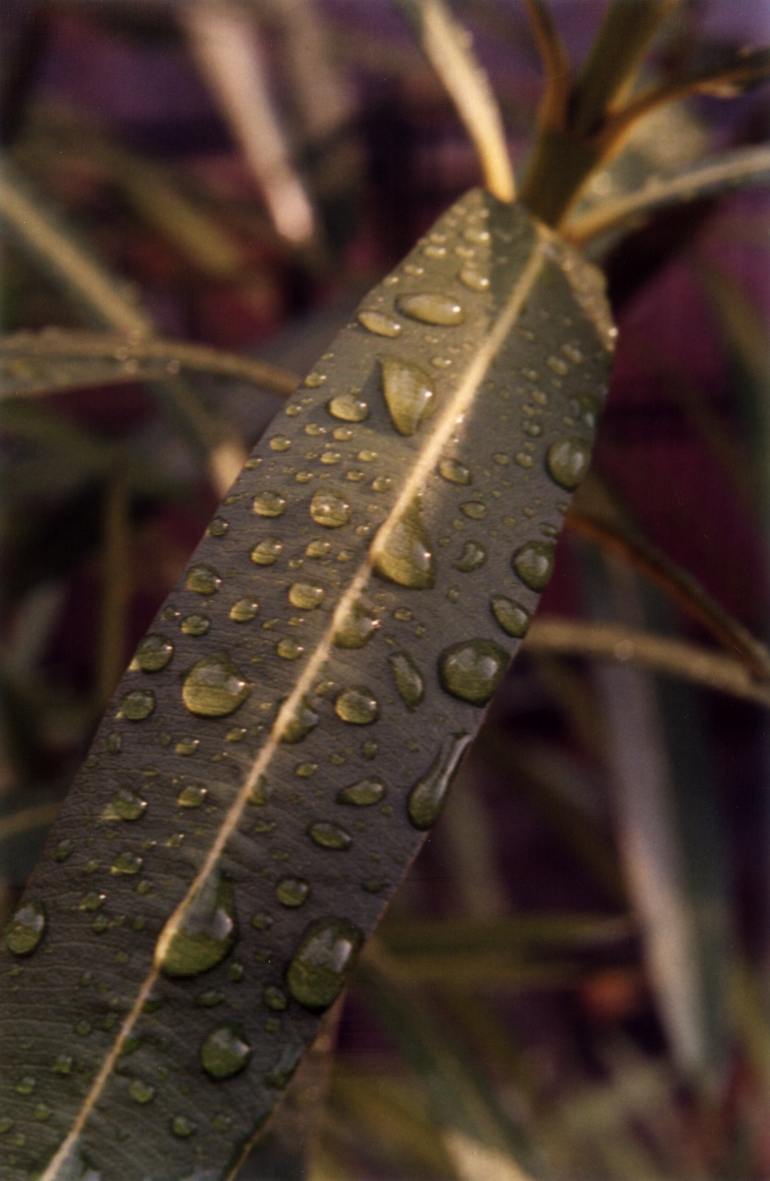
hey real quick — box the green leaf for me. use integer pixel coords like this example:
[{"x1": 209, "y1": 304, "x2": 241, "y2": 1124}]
[{"x1": 0, "y1": 189, "x2": 613, "y2": 1181}]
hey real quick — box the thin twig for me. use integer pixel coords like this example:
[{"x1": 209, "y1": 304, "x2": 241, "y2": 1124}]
[
  {"x1": 521, "y1": 0, "x2": 570, "y2": 130},
  {"x1": 524, "y1": 618, "x2": 770, "y2": 708}
]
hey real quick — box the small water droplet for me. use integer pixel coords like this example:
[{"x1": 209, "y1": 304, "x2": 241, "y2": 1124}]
[
  {"x1": 357, "y1": 310, "x2": 402, "y2": 337},
  {"x1": 119, "y1": 689, "x2": 155, "y2": 721},
  {"x1": 490, "y1": 597, "x2": 531, "y2": 637},
  {"x1": 396, "y1": 292, "x2": 464, "y2": 326},
  {"x1": 4, "y1": 902, "x2": 45, "y2": 957},
  {"x1": 180, "y1": 614, "x2": 210, "y2": 636},
  {"x1": 286, "y1": 918, "x2": 363, "y2": 1009},
  {"x1": 157, "y1": 876, "x2": 236, "y2": 977},
  {"x1": 251, "y1": 911, "x2": 272, "y2": 931},
  {"x1": 546, "y1": 354, "x2": 569, "y2": 376},
  {"x1": 208, "y1": 516, "x2": 229, "y2": 537},
  {"x1": 253, "y1": 491, "x2": 287, "y2": 517},
  {"x1": 279, "y1": 697, "x2": 319, "y2": 743},
  {"x1": 170, "y1": 1115, "x2": 196, "y2": 1138},
  {"x1": 51, "y1": 1054, "x2": 73, "y2": 1074},
  {"x1": 515, "y1": 451, "x2": 534, "y2": 469},
  {"x1": 304, "y1": 371, "x2": 327, "y2": 387},
  {"x1": 269, "y1": 435, "x2": 292, "y2": 452},
  {"x1": 135, "y1": 635, "x2": 173, "y2": 671},
  {"x1": 105, "y1": 789, "x2": 147, "y2": 822},
  {"x1": 512, "y1": 541, "x2": 555, "y2": 590},
  {"x1": 177, "y1": 783, "x2": 207, "y2": 807},
  {"x1": 265, "y1": 1041, "x2": 304, "y2": 1090},
  {"x1": 276, "y1": 638, "x2": 304, "y2": 661},
  {"x1": 230, "y1": 597, "x2": 259, "y2": 624},
  {"x1": 33, "y1": 1103, "x2": 51, "y2": 1121},
  {"x1": 176, "y1": 737, "x2": 200, "y2": 756},
  {"x1": 288, "y1": 581, "x2": 324, "y2": 610},
  {"x1": 327, "y1": 392, "x2": 369, "y2": 422},
  {"x1": 201, "y1": 1022, "x2": 251, "y2": 1079},
  {"x1": 372, "y1": 500, "x2": 435, "y2": 589},
  {"x1": 251, "y1": 537, "x2": 283, "y2": 566},
  {"x1": 454, "y1": 541, "x2": 486, "y2": 572},
  {"x1": 333, "y1": 605, "x2": 379, "y2": 649},
  {"x1": 407, "y1": 733, "x2": 472, "y2": 829},
  {"x1": 186, "y1": 564, "x2": 221, "y2": 595},
  {"x1": 197, "y1": 989, "x2": 224, "y2": 1008},
  {"x1": 388, "y1": 651, "x2": 424, "y2": 710},
  {"x1": 380, "y1": 357, "x2": 436, "y2": 436},
  {"x1": 15, "y1": 1076, "x2": 35, "y2": 1095},
  {"x1": 334, "y1": 688, "x2": 379, "y2": 725},
  {"x1": 464, "y1": 224, "x2": 490, "y2": 243},
  {"x1": 438, "y1": 457, "x2": 471, "y2": 485},
  {"x1": 112, "y1": 851, "x2": 143, "y2": 875},
  {"x1": 128, "y1": 1079, "x2": 155, "y2": 1104},
  {"x1": 310, "y1": 488, "x2": 351, "y2": 528},
  {"x1": 459, "y1": 265, "x2": 490, "y2": 292},
  {"x1": 439, "y1": 639, "x2": 509, "y2": 705},
  {"x1": 336, "y1": 777, "x2": 385, "y2": 806},
  {"x1": 182, "y1": 655, "x2": 250, "y2": 717},
  {"x1": 55, "y1": 839, "x2": 74, "y2": 862},
  {"x1": 308, "y1": 822, "x2": 352, "y2": 850},
  {"x1": 546, "y1": 436, "x2": 591, "y2": 490},
  {"x1": 460, "y1": 502, "x2": 486, "y2": 520},
  {"x1": 263, "y1": 985, "x2": 288, "y2": 1011},
  {"x1": 276, "y1": 877, "x2": 310, "y2": 907}
]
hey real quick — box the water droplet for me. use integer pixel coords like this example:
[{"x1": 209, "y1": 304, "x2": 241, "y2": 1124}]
[
  {"x1": 251, "y1": 537, "x2": 283, "y2": 566},
  {"x1": 208, "y1": 516, "x2": 229, "y2": 537},
  {"x1": 379, "y1": 357, "x2": 436, "y2": 436},
  {"x1": 396, "y1": 292, "x2": 464, "y2": 326},
  {"x1": 512, "y1": 541, "x2": 555, "y2": 591},
  {"x1": 201, "y1": 1022, "x2": 251, "y2": 1079},
  {"x1": 310, "y1": 488, "x2": 351, "y2": 528},
  {"x1": 105, "y1": 789, "x2": 147, "y2": 821},
  {"x1": 464, "y1": 224, "x2": 490, "y2": 243},
  {"x1": 407, "y1": 733, "x2": 472, "y2": 829},
  {"x1": 128, "y1": 1079, "x2": 155, "y2": 1104},
  {"x1": 197, "y1": 989, "x2": 224, "y2": 1008},
  {"x1": 304, "y1": 371, "x2": 327, "y2": 387},
  {"x1": 438, "y1": 457, "x2": 471, "y2": 485},
  {"x1": 357, "y1": 310, "x2": 402, "y2": 337},
  {"x1": 439, "y1": 639, "x2": 509, "y2": 705},
  {"x1": 55, "y1": 839, "x2": 74, "y2": 862},
  {"x1": 106, "y1": 732, "x2": 122, "y2": 754},
  {"x1": 546, "y1": 354, "x2": 569, "y2": 376},
  {"x1": 279, "y1": 697, "x2": 319, "y2": 743},
  {"x1": 51, "y1": 1054, "x2": 73, "y2": 1074},
  {"x1": 157, "y1": 876, "x2": 236, "y2": 978},
  {"x1": 182, "y1": 655, "x2": 250, "y2": 717},
  {"x1": 459, "y1": 265, "x2": 489, "y2": 292},
  {"x1": 112, "y1": 851, "x2": 143, "y2": 875},
  {"x1": 373, "y1": 500, "x2": 435, "y2": 589},
  {"x1": 230, "y1": 597, "x2": 259, "y2": 622},
  {"x1": 333, "y1": 605, "x2": 379, "y2": 649},
  {"x1": 251, "y1": 911, "x2": 272, "y2": 931},
  {"x1": 327, "y1": 393, "x2": 369, "y2": 422},
  {"x1": 515, "y1": 451, "x2": 534, "y2": 469},
  {"x1": 334, "y1": 688, "x2": 379, "y2": 725},
  {"x1": 490, "y1": 597, "x2": 531, "y2": 638},
  {"x1": 186, "y1": 564, "x2": 221, "y2": 595},
  {"x1": 372, "y1": 475, "x2": 391, "y2": 493},
  {"x1": 263, "y1": 985, "x2": 287, "y2": 1011},
  {"x1": 253, "y1": 491, "x2": 287, "y2": 517},
  {"x1": 15, "y1": 1076, "x2": 35, "y2": 1095},
  {"x1": 336, "y1": 776, "x2": 385, "y2": 806},
  {"x1": 454, "y1": 541, "x2": 486, "y2": 572},
  {"x1": 119, "y1": 689, "x2": 155, "y2": 721},
  {"x1": 276, "y1": 877, "x2": 310, "y2": 907},
  {"x1": 423, "y1": 243, "x2": 446, "y2": 258},
  {"x1": 177, "y1": 783, "x2": 207, "y2": 807},
  {"x1": 180, "y1": 614, "x2": 210, "y2": 636},
  {"x1": 265, "y1": 1042, "x2": 304, "y2": 1090},
  {"x1": 170, "y1": 1115, "x2": 196, "y2": 1138},
  {"x1": 308, "y1": 821, "x2": 352, "y2": 850},
  {"x1": 288, "y1": 581, "x2": 324, "y2": 610},
  {"x1": 3, "y1": 900, "x2": 45, "y2": 957},
  {"x1": 276, "y1": 638, "x2": 304, "y2": 661},
  {"x1": 287, "y1": 918, "x2": 363, "y2": 1009},
  {"x1": 269, "y1": 435, "x2": 291, "y2": 452},
  {"x1": 176, "y1": 737, "x2": 200, "y2": 756},
  {"x1": 135, "y1": 635, "x2": 173, "y2": 671},
  {"x1": 546, "y1": 436, "x2": 591, "y2": 490},
  {"x1": 33, "y1": 1103, "x2": 51, "y2": 1121},
  {"x1": 460, "y1": 502, "x2": 486, "y2": 520},
  {"x1": 388, "y1": 651, "x2": 424, "y2": 710}
]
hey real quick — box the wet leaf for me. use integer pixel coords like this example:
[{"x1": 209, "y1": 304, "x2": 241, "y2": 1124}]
[{"x1": 0, "y1": 189, "x2": 613, "y2": 1181}]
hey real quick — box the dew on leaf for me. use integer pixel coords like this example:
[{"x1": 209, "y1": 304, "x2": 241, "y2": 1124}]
[
  {"x1": 177, "y1": 783, "x2": 207, "y2": 808},
  {"x1": 170, "y1": 1116, "x2": 196, "y2": 1138},
  {"x1": 286, "y1": 918, "x2": 363, "y2": 1009},
  {"x1": 119, "y1": 689, "x2": 155, "y2": 721},
  {"x1": 407, "y1": 732, "x2": 473, "y2": 829},
  {"x1": 251, "y1": 537, "x2": 283, "y2": 566},
  {"x1": 333, "y1": 605, "x2": 379, "y2": 649},
  {"x1": 230, "y1": 598, "x2": 259, "y2": 622},
  {"x1": 334, "y1": 688, "x2": 379, "y2": 725},
  {"x1": 357, "y1": 310, "x2": 402, "y2": 337},
  {"x1": 546, "y1": 436, "x2": 591, "y2": 490},
  {"x1": 288, "y1": 582, "x2": 324, "y2": 610},
  {"x1": 372, "y1": 500, "x2": 435, "y2": 589},
  {"x1": 253, "y1": 491, "x2": 287, "y2": 517},
  {"x1": 459, "y1": 265, "x2": 490, "y2": 292},
  {"x1": 182, "y1": 655, "x2": 250, "y2": 718},
  {"x1": 51, "y1": 1055, "x2": 73, "y2": 1074},
  {"x1": 276, "y1": 877, "x2": 310, "y2": 907},
  {"x1": 5, "y1": 900, "x2": 48, "y2": 956},
  {"x1": 201, "y1": 1022, "x2": 251, "y2": 1079},
  {"x1": 264, "y1": 1041, "x2": 304, "y2": 1090},
  {"x1": 380, "y1": 357, "x2": 436, "y2": 436},
  {"x1": 186, "y1": 564, "x2": 221, "y2": 595},
  {"x1": 438, "y1": 457, "x2": 471, "y2": 485},
  {"x1": 327, "y1": 392, "x2": 369, "y2": 422},
  {"x1": 336, "y1": 777, "x2": 385, "y2": 806},
  {"x1": 308, "y1": 822, "x2": 352, "y2": 850},
  {"x1": 439, "y1": 639, "x2": 509, "y2": 705},
  {"x1": 276, "y1": 638, "x2": 304, "y2": 661},
  {"x1": 105, "y1": 789, "x2": 147, "y2": 822},
  {"x1": 310, "y1": 488, "x2": 351, "y2": 528},
  {"x1": 79, "y1": 893, "x2": 105, "y2": 911},
  {"x1": 111, "y1": 851, "x2": 143, "y2": 875},
  {"x1": 396, "y1": 291, "x2": 464, "y2": 325},
  {"x1": 135, "y1": 635, "x2": 174, "y2": 672},
  {"x1": 251, "y1": 911, "x2": 272, "y2": 931},
  {"x1": 512, "y1": 541, "x2": 555, "y2": 591},
  {"x1": 454, "y1": 541, "x2": 486, "y2": 572},
  {"x1": 460, "y1": 502, "x2": 486, "y2": 520},
  {"x1": 128, "y1": 1079, "x2": 155, "y2": 1104},
  {"x1": 156, "y1": 876, "x2": 236, "y2": 978},
  {"x1": 263, "y1": 985, "x2": 288, "y2": 1011},
  {"x1": 388, "y1": 651, "x2": 424, "y2": 710},
  {"x1": 180, "y1": 614, "x2": 210, "y2": 637},
  {"x1": 33, "y1": 1104, "x2": 51, "y2": 1121},
  {"x1": 106, "y1": 733, "x2": 122, "y2": 754},
  {"x1": 196, "y1": 989, "x2": 224, "y2": 1008},
  {"x1": 490, "y1": 597, "x2": 531, "y2": 638},
  {"x1": 208, "y1": 516, "x2": 229, "y2": 537},
  {"x1": 55, "y1": 839, "x2": 74, "y2": 862},
  {"x1": 278, "y1": 697, "x2": 319, "y2": 743}
]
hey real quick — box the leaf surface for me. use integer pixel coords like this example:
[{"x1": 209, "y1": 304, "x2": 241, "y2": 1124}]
[{"x1": 0, "y1": 189, "x2": 613, "y2": 1181}]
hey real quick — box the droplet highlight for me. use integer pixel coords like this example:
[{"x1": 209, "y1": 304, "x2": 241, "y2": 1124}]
[
  {"x1": 546, "y1": 436, "x2": 591, "y2": 490},
  {"x1": 310, "y1": 488, "x2": 351, "y2": 528},
  {"x1": 357, "y1": 309, "x2": 402, "y2": 337},
  {"x1": 396, "y1": 292, "x2": 464, "y2": 326},
  {"x1": 135, "y1": 635, "x2": 173, "y2": 672},
  {"x1": 182, "y1": 655, "x2": 250, "y2": 717},
  {"x1": 334, "y1": 687, "x2": 379, "y2": 725},
  {"x1": 380, "y1": 357, "x2": 436, "y2": 435},
  {"x1": 157, "y1": 876, "x2": 237, "y2": 977},
  {"x1": 512, "y1": 541, "x2": 555, "y2": 591},
  {"x1": 490, "y1": 597, "x2": 531, "y2": 638},
  {"x1": 407, "y1": 733, "x2": 472, "y2": 830},
  {"x1": 286, "y1": 918, "x2": 363, "y2": 1009},
  {"x1": 201, "y1": 1022, "x2": 251, "y2": 1079},
  {"x1": 3, "y1": 900, "x2": 45, "y2": 956},
  {"x1": 439, "y1": 639, "x2": 509, "y2": 705},
  {"x1": 372, "y1": 500, "x2": 435, "y2": 589}
]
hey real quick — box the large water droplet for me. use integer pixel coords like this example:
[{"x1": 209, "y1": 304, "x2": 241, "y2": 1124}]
[
  {"x1": 3, "y1": 900, "x2": 45, "y2": 956},
  {"x1": 333, "y1": 605, "x2": 379, "y2": 649},
  {"x1": 439, "y1": 639, "x2": 509, "y2": 705},
  {"x1": 308, "y1": 821, "x2": 352, "y2": 850},
  {"x1": 490, "y1": 597, "x2": 531, "y2": 638},
  {"x1": 372, "y1": 501, "x2": 435, "y2": 589},
  {"x1": 157, "y1": 876, "x2": 236, "y2": 978},
  {"x1": 546, "y1": 436, "x2": 591, "y2": 490},
  {"x1": 119, "y1": 689, "x2": 155, "y2": 721},
  {"x1": 200, "y1": 1022, "x2": 251, "y2": 1079},
  {"x1": 438, "y1": 457, "x2": 471, "y2": 485},
  {"x1": 310, "y1": 488, "x2": 351, "y2": 528},
  {"x1": 253, "y1": 491, "x2": 287, "y2": 517},
  {"x1": 334, "y1": 687, "x2": 379, "y2": 725},
  {"x1": 286, "y1": 918, "x2": 363, "y2": 1009},
  {"x1": 251, "y1": 538, "x2": 283, "y2": 566},
  {"x1": 454, "y1": 541, "x2": 486, "y2": 572},
  {"x1": 407, "y1": 733, "x2": 472, "y2": 830},
  {"x1": 135, "y1": 635, "x2": 173, "y2": 672},
  {"x1": 336, "y1": 777, "x2": 385, "y2": 806},
  {"x1": 182, "y1": 655, "x2": 250, "y2": 717},
  {"x1": 230, "y1": 598, "x2": 259, "y2": 622},
  {"x1": 279, "y1": 697, "x2": 319, "y2": 743},
  {"x1": 357, "y1": 310, "x2": 402, "y2": 337},
  {"x1": 276, "y1": 877, "x2": 310, "y2": 907},
  {"x1": 186, "y1": 564, "x2": 221, "y2": 595},
  {"x1": 327, "y1": 392, "x2": 369, "y2": 422},
  {"x1": 288, "y1": 582, "x2": 324, "y2": 610},
  {"x1": 380, "y1": 358, "x2": 436, "y2": 435},
  {"x1": 512, "y1": 541, "x2": 555, "y2": 591},
  {"x1": 388, "y1": 651, "x2": 424, "y2": 710},
  {"x1": 105, "y1": 789, "x2": 147, "y2": 822},
  {"x1": 396, "y1": 292, "x2": 465, "y2": 326}
]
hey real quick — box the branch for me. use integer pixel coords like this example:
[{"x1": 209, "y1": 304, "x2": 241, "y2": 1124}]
[{"x1": 521, "y1": 0, "x2": 571, "y2": 130}]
